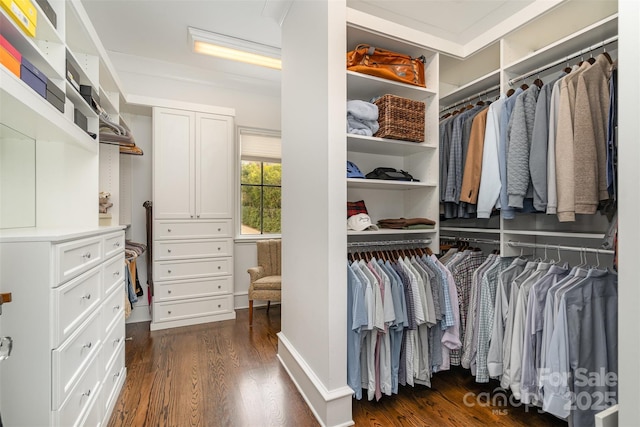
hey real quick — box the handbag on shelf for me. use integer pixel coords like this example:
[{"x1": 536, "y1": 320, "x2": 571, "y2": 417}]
[
  {"x1": 346, "y1": 44, "x2": 426, "y2": 88},
  {"x1": 365, "y1": 167, "x2": 419, "y2": 182}
]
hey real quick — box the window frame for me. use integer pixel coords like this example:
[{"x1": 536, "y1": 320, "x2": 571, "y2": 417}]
[{"x1": 236, "y1": 126, "x2": 282, "y2": 241}]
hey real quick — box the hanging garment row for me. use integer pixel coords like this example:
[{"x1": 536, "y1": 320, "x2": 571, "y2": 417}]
[
  {"x1": 347, "y1": 244, "x2": 463, "y2": 402},
  {"x1": 439, "y1": 51, "x2": 618, "y2": 224},
  {"x1": 441, "y1": 243, "x2": 617, "y2": 427}
]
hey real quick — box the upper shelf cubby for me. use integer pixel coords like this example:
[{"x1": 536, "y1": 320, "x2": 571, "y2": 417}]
[
  {"x1": 346, "y1": 23, "x2": 439, "y2": 94},
  {"x1": 439, "y1": 41, "x2": 500, "y2": 102},
  {"x1": 502, "y1": 0, "x2": 617, "y2": 68}
]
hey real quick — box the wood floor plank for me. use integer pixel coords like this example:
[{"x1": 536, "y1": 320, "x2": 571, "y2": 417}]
[{"x1": 108, "y1": 307, "x2": 565, "y2": 427}]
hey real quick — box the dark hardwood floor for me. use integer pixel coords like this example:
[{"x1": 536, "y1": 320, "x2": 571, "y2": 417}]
[{"x1": 108, "y1": 307, "x2": 566, "y2": 427}]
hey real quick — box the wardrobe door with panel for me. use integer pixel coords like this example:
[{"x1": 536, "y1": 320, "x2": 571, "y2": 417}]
[{"x1": 153, "y1": 107, "x2": 195, "y2": 219}]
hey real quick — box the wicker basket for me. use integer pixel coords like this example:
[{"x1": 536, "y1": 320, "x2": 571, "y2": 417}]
[{"x1": 373, "y1": 94, "x2": 425, "y2": 142}]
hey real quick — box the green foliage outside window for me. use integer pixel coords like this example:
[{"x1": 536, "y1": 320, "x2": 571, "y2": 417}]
[{"x1": 241, "y1": 161, "x2": 281, "y2": 234}]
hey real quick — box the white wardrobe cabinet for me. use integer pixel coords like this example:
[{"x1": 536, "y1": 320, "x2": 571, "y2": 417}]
[
  {"x1": 153, "y1": 107, "x2": 234, "y2": 220},
  {"x1": 152, "y1": 106, "x2": 236, "y2": 331},
  {"x1": 0, "y1": 228, "x2": 126, "y2": 427}
]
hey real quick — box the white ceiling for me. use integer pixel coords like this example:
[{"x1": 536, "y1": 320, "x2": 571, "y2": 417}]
[{"x1": 80, "y1": 0, "x2": 539, "y2": 92}]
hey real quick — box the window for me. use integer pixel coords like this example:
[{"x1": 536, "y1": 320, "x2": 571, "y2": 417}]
[{"x1": 238, "y1": 128, "x2": 281, "y2": 236}]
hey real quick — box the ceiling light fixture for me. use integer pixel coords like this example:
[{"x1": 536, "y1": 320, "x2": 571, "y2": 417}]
[{"x1": 188, "y1": 27, "x2": 281, "y2": 70}]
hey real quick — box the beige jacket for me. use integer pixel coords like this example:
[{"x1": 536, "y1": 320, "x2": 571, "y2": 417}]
[
  {"x1": 459, "y1": 108, "x2": 489, "y2": 204},
  {"x1": 573, "y1": 53, "x2": 612, "y2": 214}
]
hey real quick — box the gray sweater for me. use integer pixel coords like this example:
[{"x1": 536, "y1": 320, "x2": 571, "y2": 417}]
[
  {"x1": 529, "y1": 73, "x2": 567, "y2": 212},
  {"x1": 507, "y1": 85, "x2": 540, "y2": 208}
]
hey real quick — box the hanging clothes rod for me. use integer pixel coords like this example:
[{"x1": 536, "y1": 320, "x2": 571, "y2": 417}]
[
  {"x1": 440, "y1": 235, "x2": 501, "y2": 245},
  {"x1": 440, "y1": 83, "x2": 501, "y2": 113},
  {"x1": 347, "y1": 238, "x2": 432, "y2": 248},
  {"x1": 508, "y1": 35, "x2": 618, "y2": 86},
  {"x1": 507, "y1": 240, "x2": 614, "y2": 255}
]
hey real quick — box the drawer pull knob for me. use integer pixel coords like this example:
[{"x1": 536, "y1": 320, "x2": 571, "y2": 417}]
[
  {"x1": 167, "y1": 270, "x2": 172, "y2": 274},
  {"x1": 218, "y1": 285, "x2": 221, "y2": 289},
  {"x1": 83, "y1": 342, "x2": 92, "y2": 349},
  {"x1": 114, "y1": 305, "x2": 121, "y2": 310},
  {"x1": 217, "y1": 228, "x2": 221, "y2": 232},
  {"x1": 168, "y1": 249, "x2": 172, "y2": 253},
  {"x1": 218, "y1": 266, "x2": 221, "y2": 270},
  {"x1": 114, "y1": 371, "x2": 120, "y2": 379},
  {"x1": 168, "y1": 290, "x2": 172, "y2": 294},
  {"x1": 218, "y1": 304, "x2": 221, "y2": 308},
  {"x1": 218, "y1": 247, "x2": 221, "y2": 251},
  {"x1": 82, "y1": 294, "x2": 91, "y2": 300},
  {"x1": 83, "y1": 252, "x2": 92, "y2": 260},
  {"x1": 82, "y1": 389, "x2": 91, "y2": 398},
  {"x1": 114, "y1": 242, "x2": 120, "y2": 247},
  {"x1": 113, "y1": 271, "x2": 120, "y2": 277},
  {"x1": 114, "y1": 338, "x2": 121, "y2": 345},
  {"x1": 168, "y1": 229, "x2": 172, "y2": 232},
  {"x1": 168, "y1": 310, "x2": 172, "y2": 315}
]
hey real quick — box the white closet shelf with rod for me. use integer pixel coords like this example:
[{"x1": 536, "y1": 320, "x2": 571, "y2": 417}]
[
  {"x1": 508, "y1": 35, "x2": 618, "y2": 86},
  {"x1": 507, "y1": 240, "x2": 614, "y2": 255},
  {"x1": 440, "y1": 235, "x2": 500, "y2": 245},
  {"x1": 347, "y1": 238, "x2": 432, "y2": 248},
  {"x1": 439, "y1": 83, "x2": 501, "y2": 114}
]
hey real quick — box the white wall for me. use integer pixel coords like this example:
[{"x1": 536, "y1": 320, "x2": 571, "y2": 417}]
[{"x1": 110, "y1": 53, "x2": 281, "y2": 323}]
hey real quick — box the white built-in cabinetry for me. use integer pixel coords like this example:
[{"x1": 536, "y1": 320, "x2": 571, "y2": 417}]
[
  {"x1": 0, "y1": 227, "x2": 126, "y2": 427},
  {"x1": 0, "y1": 1, "x2": 129, "y2": 425},
  {"x1": 438, "y1": 0, "x2": 618, "y2": 259},
  {"x1": 346, "y1": 26, "x2": 439, "y2": 249},
  {"x1": 151, "y1": 106, "x2": 236, "y2": 331}
]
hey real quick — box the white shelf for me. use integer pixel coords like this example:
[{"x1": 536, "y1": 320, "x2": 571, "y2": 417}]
[
  {"x1": 439, "y1": 69, "x2": 501, "y2": 107},
  {"x1": 0, "y1": 67, "x2": 97, "y2": 151},
  {"x1": 440, "y1": 227, "x2": 500, "y2": 234},
  {"x1": 503, "y1": 14, "x2": 618, "y2": 75},
  {"x1": 502, "y1": 230, "x2": 606, "y2": 239},
  {"x1": 347, "y1": 178, "x2": 435, "y2": 190},
  {"x1": 347, "y1": 71, "x2": 436, "y2": 102},
  {"x1": 348, "y1": 228, "x2": 436, "y2": 236},
  {"x1": 347, "y1": 134, "x2": 435, "y2": 155},
  {"x1": 0, "y1": 8, "x2": 64, "y2": 79}
]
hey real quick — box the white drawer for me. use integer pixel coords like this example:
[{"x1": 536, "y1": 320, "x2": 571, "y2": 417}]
[
  {"x1": 79, "y1": 382, "x2": 103, "y2": 427},
  {"x1": 155, "y1": 276, "x2": 233, "y2": 301},
  {"x1": 103, "y1": 253, "x2": 125, "y2": 297},
  {"x1": 52, "y1": 266, "x2": 102, "y2": 348},
  {"x1": 154, "y1": 238, "x2": 233, "y2": 260},
  {"x1": 154, "y1": 258, "x2": 232, "y2": 281},
  {"x1": 54, "y1": 236, "x2": 103, "y2": 286},
  {"x1": 103, "y1": 346, "x2": 125, "y2": 420},
  {"x1": 154, "y1": 295, "x2": 233, "y2": 323},
  {"x1": 52, "y1": 310, "x2": 102, "y2": 409},
  {"x1": 102, "y1": 310, "x2": 125, "y2": 372},
  {"x1": 54, "y1": 351, "x2": 101, "y2": 427},
  {"x1": 103, "y1": 231, "x2": 125, "y2": 259},
  {"x1": 154, "y1": 220, "x2": 232, "y2": 239},
  {"x1": 102, "y1": 283, "x2": 125, "y2": 335}
]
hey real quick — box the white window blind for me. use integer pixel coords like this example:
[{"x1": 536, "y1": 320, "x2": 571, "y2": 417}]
[{"x1": 240, "y1": 130, "x2": 281, "y2": 162}]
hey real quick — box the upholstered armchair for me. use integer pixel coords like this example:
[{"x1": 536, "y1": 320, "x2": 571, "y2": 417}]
[{"x1": 247, "y1": 239, "x2": 281, "y2": 325}]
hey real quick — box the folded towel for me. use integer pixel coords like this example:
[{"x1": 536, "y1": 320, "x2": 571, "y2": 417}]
[
  {"x1": 347, "y1": 116, "x2": 379, "y2": 136},
  {"x1": 347, "y1": 100, "x2": 378, "y2": 121}
]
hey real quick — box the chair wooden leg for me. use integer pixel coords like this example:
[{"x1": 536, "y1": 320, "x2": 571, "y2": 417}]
[
  {"x1": 249, "y1": 300, "x2": 254, "y2": 325},
  {"x1": 267, "y1": 300, "x2": 271, "y2": 314}
]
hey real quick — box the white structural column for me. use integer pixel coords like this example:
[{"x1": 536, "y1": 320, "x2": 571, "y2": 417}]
[
  {"x1": 279, "y1": 1, "x2": 353, "y2": 426},
  {"x1": 618, "y1": 1, "x2": 640, "y2": 425}
]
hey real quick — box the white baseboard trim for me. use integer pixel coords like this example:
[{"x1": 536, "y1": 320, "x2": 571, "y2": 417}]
[
  {"x1": 150, "y1": 311, "x2": 236, "y2": 331},
  {"x1": 125, "y1": 303, "x2": 152, "y2": 324},
  {"x1": 277, "y1": 332, "x2": 354, "y2": 427}
]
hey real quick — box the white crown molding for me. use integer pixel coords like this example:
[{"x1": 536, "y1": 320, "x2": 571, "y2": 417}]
[{"x1": 262, "y1": 0, "x2": 294, "y2": 26}]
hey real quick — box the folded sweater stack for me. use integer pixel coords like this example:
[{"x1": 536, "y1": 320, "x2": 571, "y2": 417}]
[{"x1": 377, "y1": 217, "x2": 436, "y2": 229}]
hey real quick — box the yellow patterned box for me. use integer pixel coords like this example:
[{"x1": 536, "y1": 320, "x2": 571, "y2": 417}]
[{"x1": 0, "y1": 0, "x2": 37, "y2": 37}]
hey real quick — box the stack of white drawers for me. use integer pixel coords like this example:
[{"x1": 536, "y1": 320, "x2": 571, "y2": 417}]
[
  {"x1": 0, "y1": 227, "x2": 126, "y2": 426},
  {"x1": 151, "y1": 219, "x2": 236, "y2": 330}
]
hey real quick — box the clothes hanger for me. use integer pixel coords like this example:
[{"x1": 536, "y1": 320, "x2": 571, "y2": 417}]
[
  {"x1": 533, "y1": 74, "x2": 544, "y2": 89},
  {"x1": 587, "y1": 52, "x2": 596, "y2": 65},
  {"x1": 563, "y1": 58, "x2": 573, "y2": 74},
  {"x1": 601, "y1": 45, "x2": 613, "y2": 64},
  {"x1": 506, "y1": 87, "x2": 515, "y2": 97}
]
